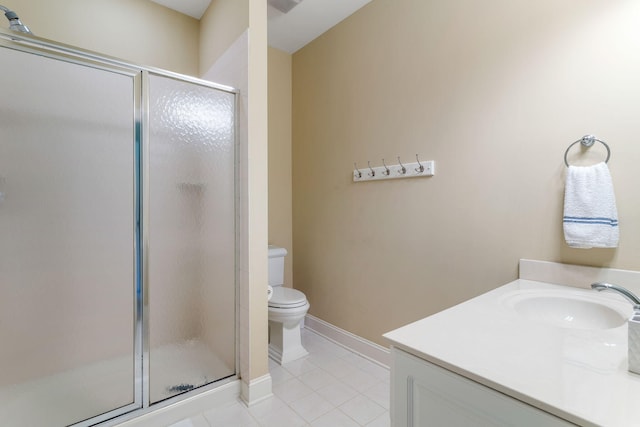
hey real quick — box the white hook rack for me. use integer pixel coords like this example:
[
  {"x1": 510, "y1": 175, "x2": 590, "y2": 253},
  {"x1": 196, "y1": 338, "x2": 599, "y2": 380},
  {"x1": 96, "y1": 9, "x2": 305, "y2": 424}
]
[{"x1": 353, "y1": 158, "x2": 435, "y2": 182}]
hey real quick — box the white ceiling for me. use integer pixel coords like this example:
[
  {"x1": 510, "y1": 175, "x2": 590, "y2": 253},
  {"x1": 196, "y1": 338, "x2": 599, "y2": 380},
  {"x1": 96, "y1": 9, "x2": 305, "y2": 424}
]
[
  {"x1": 149, "y1": 0, "x2": 372, "y2": 54},
  {"x1": 149, "y1": 0, "x2": 212, "y2": 20},
  {"x1": 268, "y1": 0, "x2": 372, "y2": 53}
]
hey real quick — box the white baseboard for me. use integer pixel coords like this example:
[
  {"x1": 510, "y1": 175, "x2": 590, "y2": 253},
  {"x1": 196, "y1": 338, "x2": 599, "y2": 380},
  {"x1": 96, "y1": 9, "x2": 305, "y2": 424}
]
[
  {"x1": 240, "y1": 373, "x2": 273, "y2": 407},
  {"x1": 304, "y1": 314, "x2": 390, "y2": 368}
]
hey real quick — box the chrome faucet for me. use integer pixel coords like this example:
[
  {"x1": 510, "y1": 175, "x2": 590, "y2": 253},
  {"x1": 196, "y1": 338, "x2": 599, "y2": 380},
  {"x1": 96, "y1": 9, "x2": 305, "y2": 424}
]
[
  {"x1": 591, "y1": 282, "x2": 640, "y2": 375},
  {"x1": 591, "y1": 282, "x2": 640, "y2": 310}
]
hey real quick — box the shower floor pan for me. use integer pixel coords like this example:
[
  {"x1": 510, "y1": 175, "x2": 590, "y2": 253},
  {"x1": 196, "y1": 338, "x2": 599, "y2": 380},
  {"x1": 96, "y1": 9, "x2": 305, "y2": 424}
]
[{"x1": 0, "y1": 340, "x2": 233, "y2": 427}]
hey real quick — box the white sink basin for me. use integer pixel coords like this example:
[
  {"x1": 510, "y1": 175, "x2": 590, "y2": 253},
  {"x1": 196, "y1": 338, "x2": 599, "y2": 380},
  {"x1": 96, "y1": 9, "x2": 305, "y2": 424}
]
[{"x1": 502, "y1": 289, "x2": 631, "y2": 330}]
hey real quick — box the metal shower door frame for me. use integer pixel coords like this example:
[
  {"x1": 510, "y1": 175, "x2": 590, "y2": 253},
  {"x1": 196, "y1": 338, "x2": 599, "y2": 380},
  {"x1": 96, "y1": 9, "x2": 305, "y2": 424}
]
[{"x1": 0, "y1": 29, "x2": 239, "y2": 427}]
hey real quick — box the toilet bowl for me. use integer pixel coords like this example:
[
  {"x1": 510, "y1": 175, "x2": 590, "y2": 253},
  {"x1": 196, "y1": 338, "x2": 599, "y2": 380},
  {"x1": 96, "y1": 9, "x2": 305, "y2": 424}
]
[{"x1": 268, "y1": 246, "x2": 309, "y2": 365}]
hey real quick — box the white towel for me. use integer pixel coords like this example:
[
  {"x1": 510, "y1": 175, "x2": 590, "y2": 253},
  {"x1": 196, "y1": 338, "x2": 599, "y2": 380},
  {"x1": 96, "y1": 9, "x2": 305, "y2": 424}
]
[{"x1": 563, "y1": 162, "x2": 619, "y2": 248}]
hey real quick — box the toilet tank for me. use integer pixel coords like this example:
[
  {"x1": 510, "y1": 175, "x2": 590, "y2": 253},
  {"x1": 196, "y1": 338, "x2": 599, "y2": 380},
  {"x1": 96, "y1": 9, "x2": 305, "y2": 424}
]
[{"x1": 268, "y1": 245, "x2": 288, "y2": 287}]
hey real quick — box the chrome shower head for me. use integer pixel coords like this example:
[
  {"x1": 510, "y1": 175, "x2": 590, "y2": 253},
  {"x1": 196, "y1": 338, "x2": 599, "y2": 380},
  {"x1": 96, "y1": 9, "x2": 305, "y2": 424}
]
[{"x1": 0, "y1": 5, "x2": 32, "y2": 34}]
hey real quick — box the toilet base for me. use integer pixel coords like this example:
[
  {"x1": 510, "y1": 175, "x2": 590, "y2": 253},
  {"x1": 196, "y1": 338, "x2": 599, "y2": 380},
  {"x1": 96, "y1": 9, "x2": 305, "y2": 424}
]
[{"x1": 268, "y1": 319, "x2": 309, "y2": 365}]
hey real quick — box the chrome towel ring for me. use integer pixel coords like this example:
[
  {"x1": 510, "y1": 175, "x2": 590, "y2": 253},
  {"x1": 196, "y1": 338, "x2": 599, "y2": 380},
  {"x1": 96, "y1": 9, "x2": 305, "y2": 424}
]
[{"x1": 564, "y1": 135, "x2": 611, "y2": 167}]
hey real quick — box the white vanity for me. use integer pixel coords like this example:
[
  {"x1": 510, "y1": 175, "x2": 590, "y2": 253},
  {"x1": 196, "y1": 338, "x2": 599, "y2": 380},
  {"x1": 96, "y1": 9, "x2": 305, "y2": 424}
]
[{"x1": 384, "y1": 260, "x2": 640, "y2": 427}]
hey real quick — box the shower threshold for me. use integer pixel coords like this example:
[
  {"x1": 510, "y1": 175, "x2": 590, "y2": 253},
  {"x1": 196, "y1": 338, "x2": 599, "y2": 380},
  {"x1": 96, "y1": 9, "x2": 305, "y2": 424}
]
[{"x1": 0, "y1": 340, "x2": 233, "y2": 427}]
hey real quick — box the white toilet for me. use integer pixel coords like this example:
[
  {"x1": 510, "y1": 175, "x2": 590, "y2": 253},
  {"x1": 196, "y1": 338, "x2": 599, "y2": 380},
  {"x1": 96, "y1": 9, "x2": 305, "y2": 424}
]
[{"x1": 268, "y1": 245, "x2": 310, "y2": 365}]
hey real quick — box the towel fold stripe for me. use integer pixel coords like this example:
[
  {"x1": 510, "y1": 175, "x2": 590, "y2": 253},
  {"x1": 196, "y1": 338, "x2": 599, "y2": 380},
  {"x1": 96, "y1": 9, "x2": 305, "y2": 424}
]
[
  {"x1": 563, "y1": 216, "x2": 617, "y2": 222},
  {"x1": 563, "y1": 216, "x2": 618, "y2": 226}
]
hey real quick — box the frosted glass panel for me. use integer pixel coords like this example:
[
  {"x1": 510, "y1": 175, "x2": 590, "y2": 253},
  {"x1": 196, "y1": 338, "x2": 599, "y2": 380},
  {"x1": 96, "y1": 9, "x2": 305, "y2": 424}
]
[
  {"x1": 148, "y1": 74, "x2": 236, "y2": 403},
  {"x1": 0, "y1": 47, "x2": 136, "y2": 425}
]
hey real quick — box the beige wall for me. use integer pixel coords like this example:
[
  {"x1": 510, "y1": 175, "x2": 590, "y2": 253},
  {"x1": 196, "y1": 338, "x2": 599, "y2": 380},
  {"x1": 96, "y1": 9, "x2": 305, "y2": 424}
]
[
  {"x1": 292, "y1": 0, "x2": 640, "y2": 346},
  {"x1": 199, "y1": 0, "x2": 249, "y2": 75},
  {"x1": 247, "y1": 0, "x2": 270, "y2": 386},
  {"x1": 1, "y1": 0, "x2": 199, "y2": 76},
  {"x1": 268, "y1": 47, "x2": 294, "y2": 288}
]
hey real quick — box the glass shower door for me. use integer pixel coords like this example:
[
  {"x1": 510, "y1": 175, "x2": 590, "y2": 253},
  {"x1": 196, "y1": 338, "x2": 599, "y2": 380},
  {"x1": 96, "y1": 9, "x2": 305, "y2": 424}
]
[
  {"x1": 147, "y1": 72, "x2": 236, "y2": 403},
  {"x1": 0, "y1": 46, "x2": 139, "y2": 425}
]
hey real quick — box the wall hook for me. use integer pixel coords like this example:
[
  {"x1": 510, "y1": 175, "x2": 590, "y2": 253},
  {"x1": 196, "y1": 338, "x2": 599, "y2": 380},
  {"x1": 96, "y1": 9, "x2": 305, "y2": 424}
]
[
  {"x1": 352, "y1": 157, "x2": 434, "y2": 182},
  {"x1": 382, "y1": 158, "x2": 390, "y2": 176},
  {"x1": 397, "y1": 156, "x2": 407, "y2": 175},
  {"x1": 354, "y1": 162, "x2": 362, "y2": 179},
  {"x1": 415, "y1": 154, "x2": 424, "y2": 173}
]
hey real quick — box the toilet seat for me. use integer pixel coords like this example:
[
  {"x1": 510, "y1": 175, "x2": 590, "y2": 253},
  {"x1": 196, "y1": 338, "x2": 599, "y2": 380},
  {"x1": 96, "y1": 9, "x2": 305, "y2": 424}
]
[{"x1": 268, "y1": 287, "x2": 307, "y2": 309}]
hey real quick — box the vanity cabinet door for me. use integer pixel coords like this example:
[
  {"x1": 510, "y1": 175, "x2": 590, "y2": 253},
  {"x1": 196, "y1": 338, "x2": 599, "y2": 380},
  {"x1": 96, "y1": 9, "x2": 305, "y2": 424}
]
[{"x1": 391, "y1": 348, "x2": 576, "y2": 427}]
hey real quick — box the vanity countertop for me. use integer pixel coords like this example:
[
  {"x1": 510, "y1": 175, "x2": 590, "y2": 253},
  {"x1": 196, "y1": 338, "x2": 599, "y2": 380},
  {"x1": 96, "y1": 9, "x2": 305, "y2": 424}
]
[{"x1": 384, "y1": 276, "x2": 640, "y2": 427}]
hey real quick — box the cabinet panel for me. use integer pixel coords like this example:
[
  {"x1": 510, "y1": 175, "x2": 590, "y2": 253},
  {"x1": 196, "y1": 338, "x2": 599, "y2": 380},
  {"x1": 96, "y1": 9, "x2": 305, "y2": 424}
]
[{"x1": 392, "y1": 348, "x2": 576, "y2": 427}]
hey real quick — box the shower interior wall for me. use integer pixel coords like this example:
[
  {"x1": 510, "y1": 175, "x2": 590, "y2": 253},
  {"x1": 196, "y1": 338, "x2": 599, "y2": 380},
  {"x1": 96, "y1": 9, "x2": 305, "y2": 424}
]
[{"x1": 0, "y1": 0, "x2": 200, "y2": 76}]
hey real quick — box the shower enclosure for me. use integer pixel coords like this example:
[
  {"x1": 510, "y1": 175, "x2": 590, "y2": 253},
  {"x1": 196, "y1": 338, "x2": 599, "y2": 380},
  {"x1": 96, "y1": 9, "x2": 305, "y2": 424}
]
[{"x1": 0, "y1": 30, "x2": 237, "y2": 426}]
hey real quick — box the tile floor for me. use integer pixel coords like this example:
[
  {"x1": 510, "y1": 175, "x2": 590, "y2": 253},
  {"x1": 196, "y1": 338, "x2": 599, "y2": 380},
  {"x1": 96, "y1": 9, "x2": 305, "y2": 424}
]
[{"x1": 169, "y1": 328, "x2": 390, "y2": 427}]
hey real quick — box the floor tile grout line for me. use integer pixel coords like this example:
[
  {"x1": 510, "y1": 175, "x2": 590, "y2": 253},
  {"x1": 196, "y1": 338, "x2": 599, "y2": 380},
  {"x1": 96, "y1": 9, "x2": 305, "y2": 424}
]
[
  {"x1": 178, "y1": 328, "x2": 390, "y2": 427},
  {"x1": 279, "y1": 331, "x2": 390, "y2": 425},
  {"x1": 278, "y1": 365, "x2": 388, "y2": 425}
]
